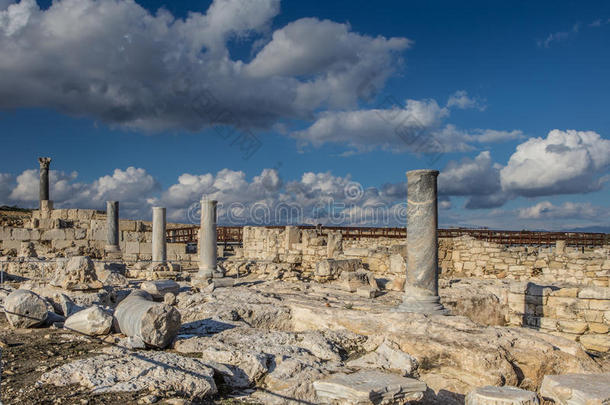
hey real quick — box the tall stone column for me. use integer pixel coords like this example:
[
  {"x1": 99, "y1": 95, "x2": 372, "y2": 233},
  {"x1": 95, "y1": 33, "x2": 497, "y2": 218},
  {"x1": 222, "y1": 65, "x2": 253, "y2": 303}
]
[
  {"x1": 105, "y1": 201, "x2": 121, "y2": 253},
  {"x1": 38, "y1": 157, "x2": 53, "y2": 215},
  {"x1": 397, "y1": 170, "x2": 447, "y2": 315},
  {"x1": 152, "y1": 207, "x2": 167, "y2": 264},
  {"x1": 197, "y1": 199, "x2": 218, "y2": 279}
]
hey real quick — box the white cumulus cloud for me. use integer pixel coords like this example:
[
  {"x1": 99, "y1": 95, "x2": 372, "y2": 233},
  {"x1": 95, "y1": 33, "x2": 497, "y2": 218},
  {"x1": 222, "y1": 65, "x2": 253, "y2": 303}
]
[
  {"x1": 0, "y1": 0, "x2": 408, "y2": 132},
  {"x1": 500, "y1": 129, "x2": 610, "y2": 197}
]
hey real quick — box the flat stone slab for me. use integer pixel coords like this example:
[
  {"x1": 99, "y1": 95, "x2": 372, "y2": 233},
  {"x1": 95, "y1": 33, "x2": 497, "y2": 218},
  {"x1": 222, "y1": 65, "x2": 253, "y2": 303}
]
[
  {"x1": 540, "y1": 373, "x2": 610, "y2": 405},
  {"x1": 313, "y1": 369, "x2": 426, "y2": 404},
  {"x1": 38, "y1": 347, "x2": 217, "y2": 398},
  {"x1": 466, "y1": 386, "x2": 539, "y2": 405}
]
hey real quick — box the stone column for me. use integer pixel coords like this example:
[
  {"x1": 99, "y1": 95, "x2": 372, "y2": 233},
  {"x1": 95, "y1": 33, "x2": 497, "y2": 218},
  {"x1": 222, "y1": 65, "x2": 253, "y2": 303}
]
[
  {"x1": 197, "y1": 199, "x2": 218, "y2": 279},
  {"x1": 105, "y1": 201, "x2": 120, "y2": 253},
  {"x1": 152, "y1": 207, "x2": 167, "y2": 264},
  {"x1": 38, "y1": 157, "x2": 53, "y2": 215},
  {"x1": 397, "y1": 170, "x2": 447, "y2": 315}
]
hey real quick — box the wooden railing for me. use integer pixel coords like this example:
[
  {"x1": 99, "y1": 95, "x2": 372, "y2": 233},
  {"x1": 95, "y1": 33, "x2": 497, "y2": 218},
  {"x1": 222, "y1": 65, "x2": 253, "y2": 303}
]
[{"x1": 167, "y1": 225, "x2": 608, "y2": 247}]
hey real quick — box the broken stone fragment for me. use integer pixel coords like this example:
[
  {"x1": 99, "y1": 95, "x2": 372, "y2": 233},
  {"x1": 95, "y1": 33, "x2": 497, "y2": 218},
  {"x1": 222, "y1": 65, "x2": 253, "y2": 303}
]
[
  {"x1": 4, "y1": 289, "x2": 48, "y2": 328},
  {"x1": 64, "y1": 305, "x2": 113, "y2": 336},
  {"x1": 540, "y1": 373, "x2": 610, "y2": 405},
  {"x1": 347, "y1": 340, "x2": 418, "y2": 376},
  {"x1": 114, "y1": 290, "x2": 181, "y2": 348},
  {"x1": 38, "y1": 347, "x2": 217, "y2": 399},
  {"x1": 313, "y1": 369, "x2": 427, "y2": 405},
  {"x1": 465, "y1": 386, "x2": 539, "y2": 405},
  {"x1": 140, "y1": 280, "x2": 180, "y2": 300},
  {"x1": 51, "y1": 256, "x2": 102, "y2": 290}
]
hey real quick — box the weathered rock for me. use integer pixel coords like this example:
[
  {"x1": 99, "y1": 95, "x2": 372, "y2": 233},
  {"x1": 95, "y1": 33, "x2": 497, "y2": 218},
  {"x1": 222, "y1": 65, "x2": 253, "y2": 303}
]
[
  {"x1": 53, "y1": 292, "x2": 82, "y2": 317},
  {"x1": 465, "y1": 386, "x2": 539, "y2": 405},
  {"x1": 95, "y1": 262, "x2": 128, "y2": 287},
  {"x1": 18, "y1": 241, "x2": 37, "y2": 258},
  {"x1": 540, "y1": 373, "x2": 610, "y2": 405},
  {"x1": 51, "y1": 256, "x2": 102, "y2": 290},
  {"x1": 38, "y1": 347, "x2": 217, "y2": 398},
  {"x1": 174, "y1": 325, "x2": 347, "y2": 398},
  {"x1": 64, "y1": 306, "x2": 113, "y2": 336},
  {"x1": 114, "y1": 290, "x2": 181, "y2": 348},
  {"x1": 289, "y1": 301, "x2": 601, "y2": 393},
  {"x1": 4, "y1": 289, "x2": 48, "y2": 328},
  {"x1": 313, "y1": 370, "x2": 427, "y2": 404},
  {"x1": 347, "y1": 339, "x2": 418, "y2": 376},
  {"x1": 316, "y1": 259, "x2": 361, "y2": 282},
  {"x1": 140, "y1": 280, "x2": 180, "y2": 300},
  {"x1": 163, "y1": 292, "x2": 176, "y2": 306},
  {"x1": 579, "y1": 334, "x2": 610, "y2": 353}
]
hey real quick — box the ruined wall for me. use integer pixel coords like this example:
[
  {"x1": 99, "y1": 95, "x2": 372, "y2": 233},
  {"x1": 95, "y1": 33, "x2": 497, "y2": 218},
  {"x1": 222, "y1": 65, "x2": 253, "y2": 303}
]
[
  {"x1": 442, "y1": 236, "x2": 609, "y2": 287},
  {"x1": 241, "y1": 227, "x2": 609, "y2": 287},
  {"x1": 0, "y1": 209, "x2": 196, "y2": 263},
  {"x1": 506, "y1": 283, "x2": 610, "y2": 351}
]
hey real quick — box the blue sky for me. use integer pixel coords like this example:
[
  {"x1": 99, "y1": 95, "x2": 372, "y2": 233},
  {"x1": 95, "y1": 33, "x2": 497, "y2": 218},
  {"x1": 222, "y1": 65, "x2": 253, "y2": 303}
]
[{"x1": 0, "y1": 0, "x2": 609, "y2": 230}]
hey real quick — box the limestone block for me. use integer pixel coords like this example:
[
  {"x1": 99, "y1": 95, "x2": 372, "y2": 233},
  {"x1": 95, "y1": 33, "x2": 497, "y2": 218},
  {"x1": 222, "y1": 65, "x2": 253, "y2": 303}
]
[
  {"x1": 389, "y1": 253, "x2": 406, "y2": 275},
  {"x1": 51, "y1": 256, "x2": 103, "y2": 290},
  {"x1": 125, "y1": 242, "x2": 140, "y2": 255},
  {"x1": 140, "y1": 280, "x2": 180, "y2": 300},
  {"x1": 588, "y1": 322, "x2": 609, "y2": 334},
  {"x1": 540, "y1": 373, "x2": 610, "y2": 404},
  {"x1": 119, "y1": 220, "x2": 136, "y2": 232},
  {"x1": 315, "y1": 259, "x2": 360, "y2": 281},
  {"x1": 11, "y1": 228, "x2": 31, "y2": 241},
  {"x1": 356, "y1": 287, "x2": 379, "y2": 298},
  {"x1": 139, "y1": 242, "x2": 152, "y2": 255},
  {"x1": 557, "y1": 320, "x2": 588, "y2": 335},
  {"x1": 64, "y1": 306, "x2": 113, "y2": 336},
  {"x1": 465, "y1": 386, "x2": 539, "y2": 405},
  {"x1": 4, "y1": 289, "x2": 48, "y2": 328},
  {"x1": 579, "y1": 335, "x2": 610, "y2": 353},
  {"x1": 589, "y1": 300, "x2": 610, "y2": 311},
  {"x1": 578, "y1": 287, "x2": 610, "y2": 300},
  {"x1": 386, "y1": 277, "x2": 406, "y2": 292},
  {"x1": 313, "y1": 370, "x2": 426, "y2": 405},
  {"x1": 346, "y1": 340, "x2": 418, "y2": 376},
  {"x1": 464, "y1": 261, "x2": 476, "y2": 271}
]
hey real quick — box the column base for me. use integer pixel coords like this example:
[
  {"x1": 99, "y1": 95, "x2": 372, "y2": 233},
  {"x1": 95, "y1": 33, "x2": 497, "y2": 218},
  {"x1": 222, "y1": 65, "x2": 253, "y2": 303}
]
[
  {"x1": 195, "y1": 266, "x2": 225, "y2": 280},
  {"x1": 394, "y1": 296, "x2": 449, "y2": 315},
  {"x1": 104, "y1": 245, "x2": 122, "y2": 261},
  {"x1": 39, "y1": 200, "x2": 53, "y2": 218}
]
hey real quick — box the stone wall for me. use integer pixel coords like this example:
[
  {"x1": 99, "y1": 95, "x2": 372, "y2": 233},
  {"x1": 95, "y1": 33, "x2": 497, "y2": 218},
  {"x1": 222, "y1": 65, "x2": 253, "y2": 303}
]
[
  {"x1": 0, "y1": 208, "x2": 196, "y2": 263},
  {"x1": 442, "y1": 236, "x2": 609, "y2": 287},
  {"x1": 241, "y1": 227, "x2": 609, "y2": 287},
  {"x1": 506, "y1": 282, "x2": 610, "y2": 352}
]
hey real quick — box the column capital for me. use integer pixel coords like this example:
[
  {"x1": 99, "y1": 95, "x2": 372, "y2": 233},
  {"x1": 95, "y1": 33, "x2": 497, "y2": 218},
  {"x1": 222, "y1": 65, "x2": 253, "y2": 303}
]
[
  {"x1": 406, "y1": 169, "x2": 439, "y2": 179},
  {"x1": 38, "y1": 157, "x2": 52, "y2": 169}
]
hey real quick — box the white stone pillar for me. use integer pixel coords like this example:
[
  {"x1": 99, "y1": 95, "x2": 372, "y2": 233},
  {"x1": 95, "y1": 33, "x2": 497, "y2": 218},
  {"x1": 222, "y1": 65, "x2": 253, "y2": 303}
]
[
  {"x1": 152, "y1": 207, "x2": 167, "y2": 264},
  {"x1": 197, "y1": 199, "x2": 218, "y2": 279},
  {"x1": 397, "y1": 170, "x2": 447, "y2": 315},
  {"x1": 105, "y1": 201, "x2": 120, "y2": 253}
]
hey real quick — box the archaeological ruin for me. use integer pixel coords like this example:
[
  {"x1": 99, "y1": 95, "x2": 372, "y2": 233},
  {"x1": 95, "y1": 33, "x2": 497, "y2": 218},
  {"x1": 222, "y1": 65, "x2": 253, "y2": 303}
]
[{"x1": 0, "y1": 160, "x2": 609, "y2": 404}]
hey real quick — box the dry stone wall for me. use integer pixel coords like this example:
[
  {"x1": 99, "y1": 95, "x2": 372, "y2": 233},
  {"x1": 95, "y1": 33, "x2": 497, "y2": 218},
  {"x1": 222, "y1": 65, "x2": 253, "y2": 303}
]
[
  {"x1": 507, "y1": 282, "x2": 610, "y2": 352},
  {"x1": 443, "y1": 236, "x2": 609, "y2": 287},
  {"x1": 0, "y1": 209, "x2": 195, "y2": 263}
]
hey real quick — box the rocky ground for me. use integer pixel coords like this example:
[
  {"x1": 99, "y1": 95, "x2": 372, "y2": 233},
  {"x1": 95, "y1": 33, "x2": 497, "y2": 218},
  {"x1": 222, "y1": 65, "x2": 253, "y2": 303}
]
[{"x1": 1, "y1": 276, "x2": 608, "y2": 404}]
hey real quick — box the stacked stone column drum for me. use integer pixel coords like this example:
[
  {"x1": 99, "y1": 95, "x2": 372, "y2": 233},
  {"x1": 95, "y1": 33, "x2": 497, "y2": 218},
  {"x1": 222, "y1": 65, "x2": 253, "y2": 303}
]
[
  {"x1": 198, "y1": 199, "x2": 218, "y2": 279},
  {"x1": 105, "y1": 201, "x2": 120, "y2": 253},
  {"x1": 152, "y1": 207, "x2": 167, "y2": 264},
  {"x1": 398, "y1": 169, "x2": 447, "y2": 315}
]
